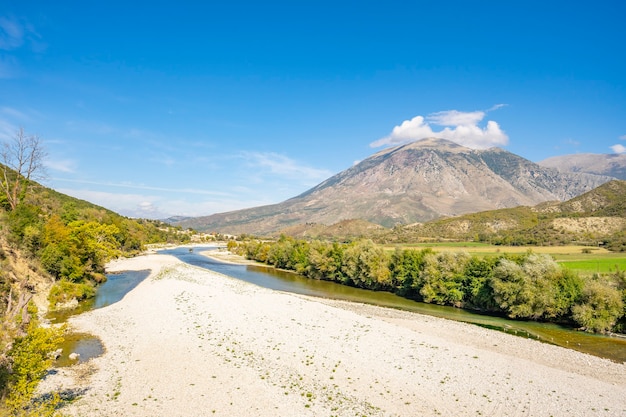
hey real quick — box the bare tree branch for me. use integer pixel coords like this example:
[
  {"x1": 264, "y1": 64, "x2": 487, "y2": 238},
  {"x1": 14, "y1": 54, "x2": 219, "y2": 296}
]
[{"x1": 0, "y1": 127, "x2": 48, "y2": 210}]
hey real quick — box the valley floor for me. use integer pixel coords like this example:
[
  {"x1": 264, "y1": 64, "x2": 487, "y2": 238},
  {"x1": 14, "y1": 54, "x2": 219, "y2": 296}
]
[{"x1": 40, "y1": 251, "x2": 626, "y2": 417}]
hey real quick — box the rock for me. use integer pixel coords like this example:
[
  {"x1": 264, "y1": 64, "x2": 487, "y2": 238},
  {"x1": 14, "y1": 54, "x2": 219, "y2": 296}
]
[
  {"x1": 52, "y1": 348, "x2": 63, "y2": 359},
  {"x1": 55, "y1": 298, "x2": 79, "y2": 310},
  {"x1": 69, "y1": 352, "x2": 80, "y2": 361}
]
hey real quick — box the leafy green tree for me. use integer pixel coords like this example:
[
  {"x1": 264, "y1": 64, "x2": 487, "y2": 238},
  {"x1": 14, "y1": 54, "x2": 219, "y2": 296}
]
[
  {"x1": 307, "y1": 241, "x2": 345, "y2": 282},
  {"x1": 491, "y1": 254, "x2": 579, "y2": 320},
  {"x1": 6, "y1": 205, "x2": 42, "y2": 245},
  {"x1": 388, "y1": 248, "x2": 430, "y2": 297},
  {"x1": 461, "y1": 255, "x2": 499, "y2": 311},
  {"x1": 341, "y1": 240, "x2": 390, "y2": 289},
  {"x1": 571, "y1": 276, "x2": 624, "y2": 333},
  {"x1": 68, "y1": 220, "x2": 121, "y2": 280},
  {"x1": 267, "y1": 237, "x2": 292, "y2": 269},
  {"x1": 613, "y1": 269, "x2": 626, "y2": 332},
  {"x1": 288, "y1": 240, "x2": 310, "y2": 274},
  {"x1": 552, "y1": 268, "x2": 584, "y2": 319},
  {"x1": 419, "y1": 251, "x2": 469, "y2": 307}
]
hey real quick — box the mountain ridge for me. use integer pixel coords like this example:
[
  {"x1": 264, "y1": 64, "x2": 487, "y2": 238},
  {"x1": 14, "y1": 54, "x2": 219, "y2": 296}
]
[
  {"x1": 539, "y1": 153, "x2": 626, "y2": 180},
  {"x1": 178, "y1": 138, "x2": 613, "y2": 234}
]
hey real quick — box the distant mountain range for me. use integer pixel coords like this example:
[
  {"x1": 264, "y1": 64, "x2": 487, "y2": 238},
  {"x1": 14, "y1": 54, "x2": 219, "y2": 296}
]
[
  {"x1": 176, "y1": 138, "x2": 614, "y2": 235},
  {"x1": 539, "y1": 153, "x2": 626, "y2": 180}
]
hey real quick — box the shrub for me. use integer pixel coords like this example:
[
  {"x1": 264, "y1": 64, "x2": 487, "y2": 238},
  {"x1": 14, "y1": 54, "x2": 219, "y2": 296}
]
[
  {"x1": 48, "y1": 280, "x2": 95, "y2": 308},
  {"x1": 419, "y1": 251, "x2": 469, "y2": 307},
  {"x1": 572, "y1": 277, "x2": 624, "y2": 333},
  {"x1": 491, "y1": 254, "x2": 579, "y2": 320},
  {"x1": 3, "y1": 321, "x2": 64, "y2": 415}
]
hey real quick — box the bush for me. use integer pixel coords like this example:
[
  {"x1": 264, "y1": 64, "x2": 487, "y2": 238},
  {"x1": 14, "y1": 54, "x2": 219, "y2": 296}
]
[
  {"x1": 571, "y1": 277, "x2": 624, "y2": 333},
  {"x1": 48, "y1": 280, "x2": 95, "y2": 308},
  {"x1": 491, "y1": 254, "x2": 580, "y2": 320},
  {"x1": 419, "y1": 251, "x2": 469, "y2": 307},
  {"x1": 2, "y1": 321, "x2": 64, "y2": 415}
]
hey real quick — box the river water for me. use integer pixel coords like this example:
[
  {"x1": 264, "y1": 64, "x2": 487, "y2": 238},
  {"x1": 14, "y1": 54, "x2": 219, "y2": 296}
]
[
  {"x1": 52, "y1": 246, "x2": 626, "y2": 365},
  {"x1": 48, "y1": 270, "x2": 150, "y2": 366}
]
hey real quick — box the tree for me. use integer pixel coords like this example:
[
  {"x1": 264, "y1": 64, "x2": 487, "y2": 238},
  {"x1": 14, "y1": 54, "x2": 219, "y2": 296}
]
[
  {"x1": 461, "y1": 255, "x2": 499, "y2": 311},
  {"x1": 1, "y1": 128, "x2": 47, "y2": 211},
  {"x1": 571, "y1": 276, "x2": 624, "y2": 333},
  {"x1": 491, "y1": 254, "x2": 579, "y2": 320},
  {"x1": 388, "y1": 248, "x2": 430, "y2": 296},
  {"x1": 3, "y1": 320, "x2": 64, "y2": 415},
  {"x1": 307, "y1": 241, "x2": 345, "y2": 282},
  {"x1": 341, "y1": 239, "x2": 391, "y2": 289},
  {"x1": 419, "y1": 251, "x2": 469, "y2": 307}
]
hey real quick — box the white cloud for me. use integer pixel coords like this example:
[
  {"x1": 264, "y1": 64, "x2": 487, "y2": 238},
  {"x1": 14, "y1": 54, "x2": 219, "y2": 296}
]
[
  {"x1": 50, "y1": 177, "x2": 232, "y2": 196},
  {"x1": 371, "y1": 107, "x2": 509, "y2": 149},
  {"x1": 0, "y1": 16, "x2": 24, "y2": 50},
  {"x1": 239, "y1": 151, "x2": 332, "y2": 181},
  {"x1": 610, "y1": 144, "x2": 626, "y2": 154},
  {"x1": 54, "y1": 188, "x2": 158, "y2": 216},
  {"x1": 53, "y1": 188, "x2": 172, "y2": 219},
  {"x1": 619, "y1": 135, "x2": 626, "y2": 141},
  {"x1": 428, "y1": 110, "x2": 485, "y2": 126},
  {"x1": 487, "y1": 103, "x2": 508, "y2": 112},
  {"x1": 0, "y1": 15, "x2": 43, "y2": 52},
  {"x1": 54, "y1": 187, "x2": 272, "y2": 219},
  {"x1": 45, "y1": 158, "x2": 76, "y2": 173},
  {"x1": 136, "y1": 201, "x2": 160, "y2": 216}
]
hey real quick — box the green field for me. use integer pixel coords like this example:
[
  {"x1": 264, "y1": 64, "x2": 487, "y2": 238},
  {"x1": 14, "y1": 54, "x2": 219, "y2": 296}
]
[
  {"x1": 385, "y1": 243, "x2": 626, "y2": 276},
  {"x1": 556, "y1": 257, "x2": 626, "y2": 275}
]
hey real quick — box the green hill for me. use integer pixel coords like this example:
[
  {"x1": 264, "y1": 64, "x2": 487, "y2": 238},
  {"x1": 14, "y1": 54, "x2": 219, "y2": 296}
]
[
  {"x1": 0, "y1": 168, "x2": 190, "y2": 412},
  {"x1": 385, "y1": 180, "x2": 626, "y2": 250}
]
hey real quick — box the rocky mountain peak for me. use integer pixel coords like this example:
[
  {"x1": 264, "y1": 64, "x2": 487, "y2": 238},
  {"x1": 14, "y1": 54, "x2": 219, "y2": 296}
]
[{"x1": 177, "y1": 139, "x2": 613, "y2": 234}]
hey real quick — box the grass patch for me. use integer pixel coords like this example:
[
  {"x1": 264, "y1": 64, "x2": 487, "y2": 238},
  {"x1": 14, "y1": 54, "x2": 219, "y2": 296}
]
[
  {"x1": 386, "y1": 242, "x2": 626, "y2": 275},
  {"x1": 386, "y1": 243, "x2": 617, "y2": 256},
  {"x1": 557, "y1": 257, "x2": 626, "y2": 275}
]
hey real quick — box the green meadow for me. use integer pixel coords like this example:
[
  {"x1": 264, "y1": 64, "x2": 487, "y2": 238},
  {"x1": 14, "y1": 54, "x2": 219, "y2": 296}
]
[{"x1": 386, "y1": 243, "x2": 626, "y2": 276}]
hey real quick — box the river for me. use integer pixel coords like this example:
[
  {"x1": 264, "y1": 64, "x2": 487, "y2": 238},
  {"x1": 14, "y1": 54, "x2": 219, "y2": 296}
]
[
  {"x1": 48, "y1": 269, "x2": 150, "y2": 366},
  {"x1": 160, "y1": 246, "x2": 626, "y2": 363},
  {"x1": 52, "y1": 245, "x2": 626, "y2": 364}
]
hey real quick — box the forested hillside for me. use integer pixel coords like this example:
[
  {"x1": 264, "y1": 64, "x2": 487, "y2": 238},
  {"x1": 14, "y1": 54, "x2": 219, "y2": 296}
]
[{"x1": 0, "y1": 132, "x2": 190, "y2": 415}]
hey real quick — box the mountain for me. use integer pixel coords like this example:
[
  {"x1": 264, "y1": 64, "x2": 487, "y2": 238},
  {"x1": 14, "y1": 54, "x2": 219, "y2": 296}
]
[
  {"x1": 178, "y1": 138, "x2": 613, "y2": 235},
  {"x1": 539, "y1": 153, "x2": 626, "y2": 180},
  {"x1": 162, "y1": 215, "x2": 193, "y2": 224}
]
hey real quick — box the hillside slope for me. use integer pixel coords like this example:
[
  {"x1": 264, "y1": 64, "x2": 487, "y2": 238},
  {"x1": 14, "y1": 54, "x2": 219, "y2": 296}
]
[{"x1": 391, "y1": 180, "x2": 626, "y2": 248}]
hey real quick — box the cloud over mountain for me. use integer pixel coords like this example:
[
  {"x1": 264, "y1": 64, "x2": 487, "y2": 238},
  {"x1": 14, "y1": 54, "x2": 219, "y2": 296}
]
[{"x1": 371, "y1": 107, "x2": 508, "y2": 149}]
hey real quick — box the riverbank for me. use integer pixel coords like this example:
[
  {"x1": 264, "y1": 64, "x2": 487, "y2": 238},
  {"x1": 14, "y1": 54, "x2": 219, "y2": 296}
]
[
  {"x1": 40, "y1": 251, "x2": 626, "y2": 416},
  {"x1": 199, "y1": 246, "x2": 262, "y2": 265}
]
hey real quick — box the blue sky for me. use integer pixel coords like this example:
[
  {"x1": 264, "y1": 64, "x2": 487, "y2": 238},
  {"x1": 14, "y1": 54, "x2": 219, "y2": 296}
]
[{"x1": 1, "y1": 1, "x2": 624, "y2": 219}]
